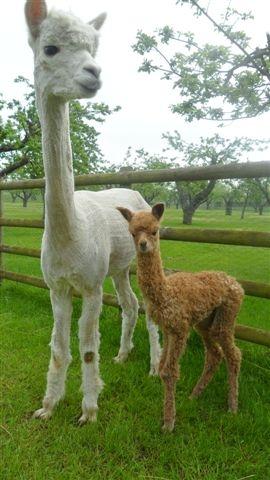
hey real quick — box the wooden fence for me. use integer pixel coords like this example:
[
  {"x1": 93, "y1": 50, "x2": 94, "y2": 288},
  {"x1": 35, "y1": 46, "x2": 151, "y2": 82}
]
[{"x1": 0, "y1": 161, "x2": 270, "y2": 347}]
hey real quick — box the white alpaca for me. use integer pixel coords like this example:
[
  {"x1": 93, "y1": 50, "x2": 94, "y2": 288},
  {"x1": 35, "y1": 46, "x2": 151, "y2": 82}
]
[{"x1": 25, "y1": 0, "x2": 160, "y2": 424}]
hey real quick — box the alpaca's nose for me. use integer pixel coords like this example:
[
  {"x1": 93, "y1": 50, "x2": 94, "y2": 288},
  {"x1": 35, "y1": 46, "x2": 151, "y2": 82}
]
[
  {"x1": 83, "y1": 64, "x2": 101, "y2": 79},
  {"x1": 139, "y1": 240, "x2": 147, "y2": 251}
]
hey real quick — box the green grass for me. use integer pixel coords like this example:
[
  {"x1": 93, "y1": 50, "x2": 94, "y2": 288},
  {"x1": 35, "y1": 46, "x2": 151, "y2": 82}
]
[{"x1": 1, "y1": 201, "x2": 270, "y2": 480}]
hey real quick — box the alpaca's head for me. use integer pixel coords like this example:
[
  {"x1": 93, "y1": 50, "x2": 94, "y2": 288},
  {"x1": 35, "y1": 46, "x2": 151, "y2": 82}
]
[
  {"x1": 117, "y1": 203, "x2": 165, "y2": 254},
  {"x1": 25, "y1": 0, "x2": 106, "y2": 101}
]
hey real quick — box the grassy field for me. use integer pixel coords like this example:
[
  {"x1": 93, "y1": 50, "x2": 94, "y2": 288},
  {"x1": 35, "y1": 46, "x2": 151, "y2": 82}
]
[{"x1": 1, "y1": 200, "x2": 270, "y2": 480}]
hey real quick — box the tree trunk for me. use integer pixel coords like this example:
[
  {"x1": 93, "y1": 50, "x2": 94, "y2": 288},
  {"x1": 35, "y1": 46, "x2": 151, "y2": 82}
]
[
  {"x1": 17, "y1": 190, "x2": 32, "y2": 208},
  {"x1": 206, "y1": 198, "x2": 212, "y2": 210},
  {"x1": 10, "y1": 192, "x2": 17, "y2": 203},
  {"x1": 182, "y1": 208, "x2": 194, "y2": 225},
  {"x1": 224, "y1": 198, "x2": 233, "y2": 215},
  {"x1": 241, "y1": 191, "x2": 249, "y2": 220},
  {"x1": 225, "y1": 205, "x2": 232, "y2": 215},
  {"x1": 258, "y1": 205, "x2": 264, "y2": 215}
]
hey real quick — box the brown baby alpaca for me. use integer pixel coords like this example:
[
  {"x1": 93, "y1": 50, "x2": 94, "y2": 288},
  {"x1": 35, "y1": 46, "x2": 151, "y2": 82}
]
[{"x1": 117, "y1": 203, "x2": 243, "y2": 432}]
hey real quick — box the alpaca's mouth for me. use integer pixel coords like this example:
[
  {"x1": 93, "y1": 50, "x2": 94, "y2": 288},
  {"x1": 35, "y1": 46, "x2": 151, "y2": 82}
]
[{"x1": 77, "y1": 81, "x2": 100, "y2": 96}]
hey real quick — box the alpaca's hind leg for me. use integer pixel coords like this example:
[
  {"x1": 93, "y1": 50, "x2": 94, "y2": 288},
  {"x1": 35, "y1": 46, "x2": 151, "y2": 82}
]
[
  {"x1": 221, "y1": 337, "x2": 241, "y2": 413},
  {"x1": 112, "y1": 269, "x2": 138, "y2": 363},
  {"x1": 33, "y1": 288, "x2": 73, "y2": 420},
  {"x1": 190, "y1": 322, "x2": 223, "y2": 399},
  {"x1": 160, "y1": 326, "x2": 189, "y2": 432},
  {"x1": 212, "y1": 304, "x2": 242, "y2": 413},
  {"x1": 78, "y1": 288, "x2": 103, "y2": 425}
]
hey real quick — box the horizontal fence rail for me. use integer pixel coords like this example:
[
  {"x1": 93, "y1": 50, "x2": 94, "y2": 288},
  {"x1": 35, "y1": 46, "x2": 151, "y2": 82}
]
[
  {"x1": 1, "y1": 269, "x2": 269, "y2": 348},
  {"x1": 1, "y1": 245, "x2": 270, "y2": 300},
  {"x1": 1, "y1": 160, "x2": 270, "y2": 190},
  {"x1": 159, "y1": 228, "x2": 270, "y2": 248},
  {"x1": 0, "y1": 219, "x2": 44, "y2": 228},
  {"x1": 1, "y1": 219, "x2": 270, "y2": 248}
]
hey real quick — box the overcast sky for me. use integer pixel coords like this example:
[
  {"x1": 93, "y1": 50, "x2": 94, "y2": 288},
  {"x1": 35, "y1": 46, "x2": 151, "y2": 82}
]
[{"x1": 1, "y1": 0, "x2": 270, "y2": 166}]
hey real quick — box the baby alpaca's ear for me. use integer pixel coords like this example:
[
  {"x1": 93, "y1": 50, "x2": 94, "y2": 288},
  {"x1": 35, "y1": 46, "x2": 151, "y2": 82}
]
[
  {"x1": 152, "y1": 203, "x2": 165, "y2": 220},
  {"x1": 117, "y1": 207, "x2": 134, "y2": 223}
]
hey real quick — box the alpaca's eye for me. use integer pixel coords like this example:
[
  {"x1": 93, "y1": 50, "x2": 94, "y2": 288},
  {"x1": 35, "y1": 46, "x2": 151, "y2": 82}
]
[
  {"x1": 44, "y1": 45, "x2": 59, "y2": 56},
  {"x1": 152, "y1": 231, "x2": 158, "y2": 236},
  {"x1": 131, "y1": 233, "x2": 135, "y2": 237}
]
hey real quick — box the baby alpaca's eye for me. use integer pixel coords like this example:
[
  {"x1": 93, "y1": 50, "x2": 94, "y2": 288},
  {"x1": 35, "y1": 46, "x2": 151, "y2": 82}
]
[
  {"x1": 152, "y1": 230, "x2": 158, "y2": 236},
  {"x1": 44, "y1": 45, "x2": 60, "y2": 56}
]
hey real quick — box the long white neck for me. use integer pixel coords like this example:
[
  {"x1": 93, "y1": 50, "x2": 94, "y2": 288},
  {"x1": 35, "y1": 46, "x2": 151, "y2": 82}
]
[{"x1": 37, "y1": 92, "x2": 76, "y2": 242}]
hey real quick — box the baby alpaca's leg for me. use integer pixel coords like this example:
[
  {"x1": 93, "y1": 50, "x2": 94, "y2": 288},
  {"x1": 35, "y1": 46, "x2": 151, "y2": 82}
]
[
  {"x1": 160, "y1": 326, "x2": 188, "y2": 432},
  {"x1": 212, "y1": 301, "x2": 242, "y2": 413},
  {"x1": 190, "y1": 323, "x2": 223, "y2": 399},
  {"x1": 217, "y1": 333, "x2": 241, "y2": 413}
]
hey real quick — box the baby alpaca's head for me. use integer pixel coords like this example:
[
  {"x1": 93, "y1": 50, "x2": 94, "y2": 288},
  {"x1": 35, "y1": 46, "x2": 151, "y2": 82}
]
[{"x1": 117, "y1": 203, "x2": 165, "y2": 254}]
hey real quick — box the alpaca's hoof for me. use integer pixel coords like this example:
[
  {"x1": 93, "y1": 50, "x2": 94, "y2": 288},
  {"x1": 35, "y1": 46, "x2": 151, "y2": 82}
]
[
  {"x1": 228, "y1": 406, "x2": 238, "y2": 414},
  {"x1": 228, "y1": 398, "x2": 238, "y2": 413},
  {"x1": 113, "y1": 352, "x2": 129, "y2": 363},
  {"x1": 162, "y1": 421, "x2": 175, "y2": 433},
  {"x1": 189, "y1": 386, "x2": 202, "y2": 399},
  {"x1": 33, "y1": 407, "x2": 52, "y2": 420},
  {"x1": 149, "y1": 363, "x2": 160, "y2": 376},
  {"x1": 78, "y1": 409, "x2": 97, "y2": 426}
]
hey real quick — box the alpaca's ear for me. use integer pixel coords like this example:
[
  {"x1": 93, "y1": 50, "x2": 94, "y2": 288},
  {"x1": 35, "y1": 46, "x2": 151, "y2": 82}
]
[
  {"x1": 152, "y1": 203, "x2": 165, "y2": 220},
  {"x1": 117, "y1": 207, "x2": 133, "y2": 223},
  {"x1": 25, "y1": 0, "x2": 47, "y2": 38},
  {"x1": 89, "y1": 12, "x2": 107, "y2": 31}
]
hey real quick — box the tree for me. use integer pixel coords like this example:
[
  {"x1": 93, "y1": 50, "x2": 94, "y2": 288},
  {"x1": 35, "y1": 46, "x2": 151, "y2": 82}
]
[
  {"x1": 132, "y1": 1, "x2": 269, "y2": 223},
  {"x1": 221, "y1": 180, "x2": 241, "y2": 216},
  {"x1": 255, "y1": 178, "x2": 270, "y2": 205},
  {"x1": 163, "y1": 133, "x2": 264, "y2": 224},
  {"x1": 236, "y1": 178, "x2": 269, "y2": 218},
  {"x1": 133, "y1": 0, "x2": 270, "y2": 122},
  {"x1": 249, "y1": 179, "x2": 269, "y2": 215},
  {"x1": 238, "y1": 179, "x2": 251, "y2": 219},
  {"x1": 16, "y1": 190, "x2": 33, "y2": 208},
  {"x1": 0, "y1": 77, "x2": 120, "y2": 184}
]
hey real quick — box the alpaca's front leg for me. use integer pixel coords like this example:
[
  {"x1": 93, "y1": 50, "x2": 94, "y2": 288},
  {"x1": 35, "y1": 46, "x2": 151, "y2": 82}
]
[
  {"x1": 33, "y1": 288, "x2": 73, "y2": 420},
  {"x1": 162, "y1": 376, "x2": 177, "y2": 433},
  {"x1": 78, "y1": 288, "x2": 103, "y2": 425},
  {"x1": 160, "y1": 327, "x2": 188, "y2": 432},
  {"x1": 159, "y1": 334, "x2": 178, "y2": 432}
]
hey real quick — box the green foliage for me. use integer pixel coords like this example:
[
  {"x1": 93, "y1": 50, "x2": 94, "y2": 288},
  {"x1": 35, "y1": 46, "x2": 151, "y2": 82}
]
[
  {"x1": 133, "y1": 1, "x2": 270, "y2": 121},
  {"x1": 0, "y1": 77, "x2": 120, "y2": 179}
]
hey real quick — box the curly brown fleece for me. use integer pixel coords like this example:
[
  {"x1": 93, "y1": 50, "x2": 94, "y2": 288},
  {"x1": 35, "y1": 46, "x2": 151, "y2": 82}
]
[{"x1": 117, "y1": 203, "x2": 243, "y2": 432}]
